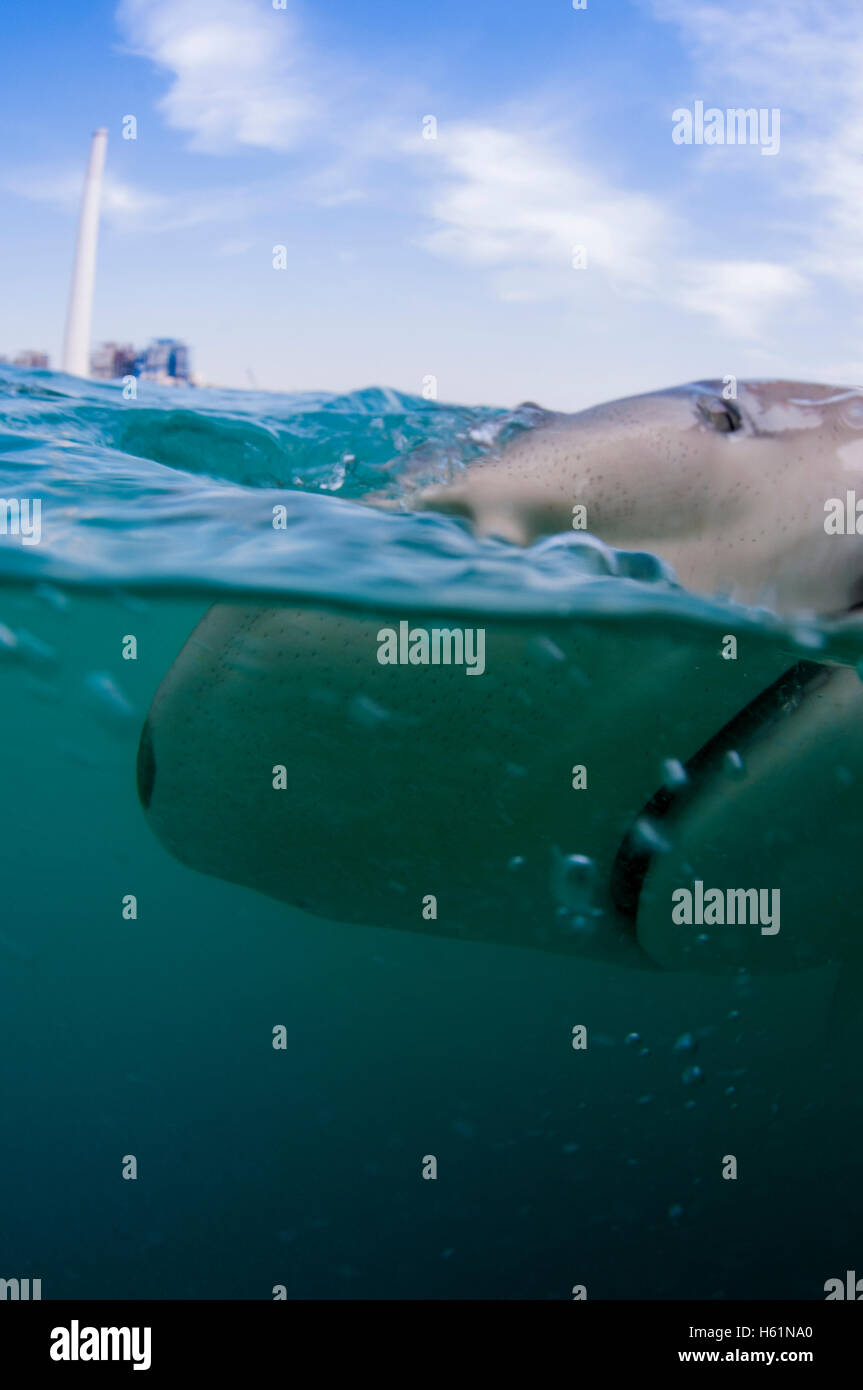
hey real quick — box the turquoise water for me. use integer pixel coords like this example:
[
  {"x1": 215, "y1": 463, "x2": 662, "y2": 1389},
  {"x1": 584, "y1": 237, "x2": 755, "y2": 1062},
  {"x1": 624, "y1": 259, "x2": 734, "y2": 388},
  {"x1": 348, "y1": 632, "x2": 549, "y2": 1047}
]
[{"x1": 1, "y1": 366, "x2": 860, "y2": 1299}]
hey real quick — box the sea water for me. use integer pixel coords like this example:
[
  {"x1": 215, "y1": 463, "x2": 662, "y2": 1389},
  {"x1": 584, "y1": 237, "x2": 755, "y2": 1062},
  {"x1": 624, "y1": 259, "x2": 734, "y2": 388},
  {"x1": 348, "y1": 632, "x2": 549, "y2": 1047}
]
[{"x1": 0, "y1": 366, "x2": 860, "y2": 1300}]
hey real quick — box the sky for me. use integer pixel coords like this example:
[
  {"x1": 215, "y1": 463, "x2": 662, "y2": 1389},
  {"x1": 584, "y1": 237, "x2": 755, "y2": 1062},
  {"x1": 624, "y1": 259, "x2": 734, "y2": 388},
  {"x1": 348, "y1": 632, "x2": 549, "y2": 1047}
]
[{"x1": 1, "y1": 0, "x2": 862, "y2": 408}]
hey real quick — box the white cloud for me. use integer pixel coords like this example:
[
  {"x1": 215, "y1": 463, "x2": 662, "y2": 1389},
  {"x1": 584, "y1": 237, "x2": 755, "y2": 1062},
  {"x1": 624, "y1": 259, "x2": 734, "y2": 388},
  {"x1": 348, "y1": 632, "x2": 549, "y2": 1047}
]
[
  {"x1": 96, "y1": 0, "x2": 852, "y2": 376},
  {"x1": 2, "y1": 167, "x2": 251, "y2": 234},
  {"x1": 418, "y1": 125, "x2": 668, "y2": 290},
  {"x1": 117, "y1": 0, "x2": 317, "y2": 153},
  {"x1": 3, "y1": 169, "x2": 162, "y2": 221},
  {"x1": 674, "y1": 260, "x2": 807, "y2": 338},
  {"x1": 2, "y1": 169, "x2": 95, "y2": 210},
  {"x1": 102, "y1": 179, "x2": 169, "y2": 222},
  {"x1": 649, "y1": 0, "x2": 860, "y2": 108},
  {"x1": 115, "y1": 0, "x2": 807, "y2": 346},
  {"x1": 410, "y1": 122, "x2": 804, "y2": 339},
  {"x1": 650, "y1": 0, "x2": 863, "y2": 294}
]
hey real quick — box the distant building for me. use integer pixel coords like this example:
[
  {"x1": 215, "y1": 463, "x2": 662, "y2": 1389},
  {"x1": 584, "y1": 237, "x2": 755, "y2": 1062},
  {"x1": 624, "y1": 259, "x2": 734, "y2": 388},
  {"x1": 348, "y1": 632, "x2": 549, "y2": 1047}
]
[
  {"x1": 13, "y1": 350, "x2": 50, "y2": 369},
  {"x1": 89, "y1": 337, "x2": 193, "y2": 385},
  {"x1": 91, "y1": 342, "x2": 137, "y2": 380},
  {"x1": 138, "y1": 339, "x2": 191, "y2": 384}
]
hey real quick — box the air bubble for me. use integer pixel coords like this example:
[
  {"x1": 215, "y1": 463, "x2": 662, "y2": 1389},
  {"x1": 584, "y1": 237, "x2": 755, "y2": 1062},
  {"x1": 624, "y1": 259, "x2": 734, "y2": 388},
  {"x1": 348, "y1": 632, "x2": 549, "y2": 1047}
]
[
  {"x1": 631, "y1": 817, "x2": 671, "y2": 854},
  {"x1": 0, "y1": 624, "x2": 54, "y2": 668},
  {"x1": 660, "y1": 758, "x2": 688, "y2": 790},
  {"x1": 12, "y1": 628, "x2": 57, "y2": 668},
  {"x1": 34, "y1": 583, "x2": 69, "y2": 612},
  {"x1": 790, "y1": 624, "x2": 824, "y2": 652},
  {"x1": 554, "y1": 906, "x2": 600, "y2": 939},
  {"x1": 526, "y1": 635, "x2": 566, "y2": 665},
  {"x1": 84, "y1": 672, "x2": 136, "y2": 724},
  {"x1": 551, "y1": 850, "x2": 600, "y2": 915}
]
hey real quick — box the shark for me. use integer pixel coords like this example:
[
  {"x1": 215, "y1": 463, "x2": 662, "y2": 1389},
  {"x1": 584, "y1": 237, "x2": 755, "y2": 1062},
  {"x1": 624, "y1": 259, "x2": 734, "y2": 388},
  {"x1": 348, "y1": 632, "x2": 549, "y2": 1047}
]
[{"x1": 136, "y1": 380, "x2": 863, "y2": 984}]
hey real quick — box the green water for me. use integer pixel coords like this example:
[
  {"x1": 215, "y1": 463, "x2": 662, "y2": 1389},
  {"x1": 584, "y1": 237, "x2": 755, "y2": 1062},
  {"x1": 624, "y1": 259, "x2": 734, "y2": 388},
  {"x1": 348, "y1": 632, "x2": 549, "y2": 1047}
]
[
  {"x1": 1, "y1": 367, "x2": 860, "y2": 1299},
  {"x1": 1, "y1": 584, "x2": 858, "y2": 1300}
]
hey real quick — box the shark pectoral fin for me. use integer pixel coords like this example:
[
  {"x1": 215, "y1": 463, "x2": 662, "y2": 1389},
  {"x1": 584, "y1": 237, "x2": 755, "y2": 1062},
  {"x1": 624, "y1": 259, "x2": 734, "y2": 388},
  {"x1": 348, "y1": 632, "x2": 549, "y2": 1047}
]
[
  {"x1": 472, "y1": 511, "x2": 532, "y2": 545},
  {"x1": 414, "y1": 481, "x2": 470, "y2": 512},
  {"x1": 413, "y1": 481, "x2": 530, "y2": 545}
]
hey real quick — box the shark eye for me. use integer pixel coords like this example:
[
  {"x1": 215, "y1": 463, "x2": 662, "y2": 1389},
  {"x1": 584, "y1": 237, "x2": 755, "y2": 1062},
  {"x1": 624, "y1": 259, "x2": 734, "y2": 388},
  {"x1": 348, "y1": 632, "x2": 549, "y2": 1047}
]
[{"x1": 697, "y1": 397, "x2": 743, "y2": 433}]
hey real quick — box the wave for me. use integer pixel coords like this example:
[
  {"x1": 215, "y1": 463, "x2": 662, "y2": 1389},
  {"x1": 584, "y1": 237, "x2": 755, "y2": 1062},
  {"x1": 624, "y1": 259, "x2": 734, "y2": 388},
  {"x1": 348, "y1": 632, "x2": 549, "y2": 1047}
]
[{"x1": 0, "y1": 366, "x2": 857, "y2": 662}]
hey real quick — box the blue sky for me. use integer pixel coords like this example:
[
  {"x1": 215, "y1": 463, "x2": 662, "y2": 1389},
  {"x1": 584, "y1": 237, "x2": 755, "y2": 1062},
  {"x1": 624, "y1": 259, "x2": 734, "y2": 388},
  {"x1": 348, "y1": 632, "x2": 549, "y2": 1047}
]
[{"x1": 1, "y1": 0, "x2": 861, "y2": 406}]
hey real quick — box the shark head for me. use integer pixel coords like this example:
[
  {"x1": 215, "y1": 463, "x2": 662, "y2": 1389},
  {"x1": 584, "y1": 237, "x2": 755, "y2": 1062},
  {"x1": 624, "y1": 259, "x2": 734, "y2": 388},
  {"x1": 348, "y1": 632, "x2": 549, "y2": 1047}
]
[{"x1": 413, "y1": 380, "x2": 863, "y2": 617}]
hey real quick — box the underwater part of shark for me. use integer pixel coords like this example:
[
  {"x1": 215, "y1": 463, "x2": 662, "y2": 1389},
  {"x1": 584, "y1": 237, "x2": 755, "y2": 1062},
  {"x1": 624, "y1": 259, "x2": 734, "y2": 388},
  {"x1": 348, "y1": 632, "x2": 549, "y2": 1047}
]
[{"x1": 137, "y1": 380, "x2": 863, "y2": 978}]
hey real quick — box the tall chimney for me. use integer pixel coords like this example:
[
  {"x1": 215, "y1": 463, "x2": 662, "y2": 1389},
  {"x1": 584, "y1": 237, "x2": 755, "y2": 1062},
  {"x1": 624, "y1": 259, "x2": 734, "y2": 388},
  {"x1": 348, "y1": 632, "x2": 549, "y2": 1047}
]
[{"x1": 61, "y1": 128, "x2": 108, "y2": 378}]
